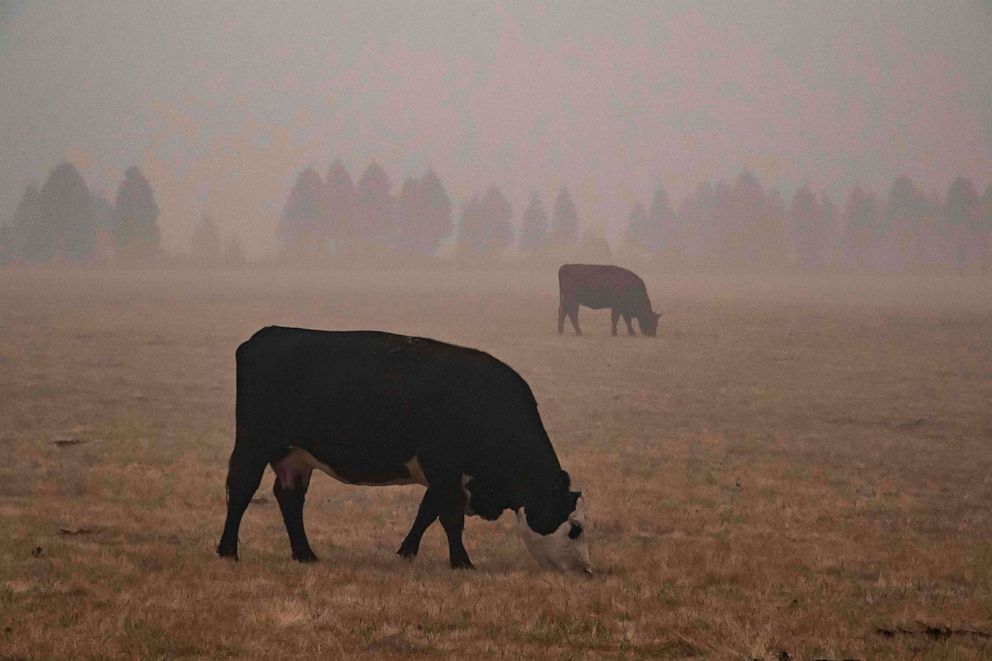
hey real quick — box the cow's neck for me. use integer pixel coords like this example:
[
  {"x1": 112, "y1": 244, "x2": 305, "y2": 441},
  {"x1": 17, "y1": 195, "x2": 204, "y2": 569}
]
[{"x1": 506, "y1": 444, "x2": 562, "y2": 512}]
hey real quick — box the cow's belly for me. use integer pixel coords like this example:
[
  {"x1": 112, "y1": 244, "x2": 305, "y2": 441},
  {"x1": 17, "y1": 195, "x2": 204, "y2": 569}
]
[
  {"x1": 276, "y1": 446, "x2": 429, "y2": 488},
  {"x1": 575, "y1": 291, "x2": 618, "y2": 309}
]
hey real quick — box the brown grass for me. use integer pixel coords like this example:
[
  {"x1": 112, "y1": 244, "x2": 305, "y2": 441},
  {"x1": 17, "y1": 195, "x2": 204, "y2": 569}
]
[{"x1": 1, "y1": 266, "x2": 991, "y2": 659}]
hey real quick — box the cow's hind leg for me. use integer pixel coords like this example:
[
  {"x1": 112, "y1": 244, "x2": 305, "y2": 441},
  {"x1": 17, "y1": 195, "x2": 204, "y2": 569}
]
[
  {"x1": 217, "y1": 445, "x2": 267, "y2": 560},
  {"x1": 273, "y1": 460, "x2": 318, "y2": 562},
  {"x1": 397, "y1": 488, "x2": 439, "y2": 560},
  {"x1": 611, "y1": 309, "x2": 620, "y2": 336},
  {"x1": 557, "y1": 301, "x2": 567, "y2": 334}
]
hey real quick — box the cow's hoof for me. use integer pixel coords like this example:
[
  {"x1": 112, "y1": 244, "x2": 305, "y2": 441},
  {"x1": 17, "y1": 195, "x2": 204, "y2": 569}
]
[
  {"x1": 450, "y1": 558, "x2": 475, "y2": 570},
  {"x1": 292, "y1": 550, "x2": 319, "y2": 563},
  {"x1": 216, "y1": 545, "x2": 239, "y2": 561},
  {"x1": 396, "y1": 546, "x2": 418, "y2": 561}
]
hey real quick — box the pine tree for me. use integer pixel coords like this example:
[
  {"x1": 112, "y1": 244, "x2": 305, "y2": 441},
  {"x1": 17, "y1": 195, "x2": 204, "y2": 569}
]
[
  {"x1": 396, "y1": 170, "x2": 453, "y2": 256},
  {"x1": 8, "y1": 183, "x2": 46, "y2": 263},
  {"x1": 789, "y1": 186, "x2": 821, "y2": 268},
  {"x1": 417, "y1": 170, "x2": 453, "y2": 255},
  {"x1": 397, "y1": 177, "x2": 420, "y2": 254},
  {"x1": 981, "y1": 184, "x2": 992, "y2": 272},
  {"x1": 278, "y1": 167, "x2": 326, "y2": 262},
  {"x1": 724, "y1": 170, "x2": 786, "y2": 268},
  {"x1": 456, "y1": 186, "x2": 513, "y2": 257},
  {"x1": 114, "y1": 166, "x2": 160, "y2": 261},
  {"x1": 945, "y1": 176, "x2": 981, "y2": 269},
  {"x1": 885, "y1": 176, "x2": 925, "y2": 270},
  {"x1": 709, "y1": 180, "x2": 734, "y2": 263},
  {"x1": 0, "y1": 224, "x2": 10, "y2": 265},
  {"x1": 518, "y1": 191, "x2": 550, "y2": 254},
  {"x1": 456, "y1": 195, "x2": 484, "y2": 256},
  {"x1": 324, "y1": 160, "x2": 355, "y2": 254},
  {"x1": 550, "y1": 188, "x2": 579, "y2": 251},
  {"x1": 354, "y1": 162, "x2": 395, "y2": 256},
  {"x1": 648, "y1": 183, "x2": 675, "y2": 256},
  {"x1": 39, "y1": 162, "x2": 97, "y2": 262},
  {"x1": 842, "y1": 187, "x2": 881, "y2": 270}
]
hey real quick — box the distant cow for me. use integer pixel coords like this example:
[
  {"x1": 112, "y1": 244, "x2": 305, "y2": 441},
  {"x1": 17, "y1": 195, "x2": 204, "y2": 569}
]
[
  {"x1": 558, "y1": 264, "x2": 661, "y2": 336},
  {"x1": 217, "y1": 326, "x2": 591, "y2": 573}
]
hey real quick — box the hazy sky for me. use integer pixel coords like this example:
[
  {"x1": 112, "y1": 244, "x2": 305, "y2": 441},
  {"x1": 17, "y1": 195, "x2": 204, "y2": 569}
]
[{"x1": 2, "y1": 1, "x2": 990, "y2": 255}]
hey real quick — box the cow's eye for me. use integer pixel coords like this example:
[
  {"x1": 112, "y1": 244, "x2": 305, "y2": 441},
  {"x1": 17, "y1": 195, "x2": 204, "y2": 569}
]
[{"x1": 568, "y1": 522, "x2": 583, "y2": 539}]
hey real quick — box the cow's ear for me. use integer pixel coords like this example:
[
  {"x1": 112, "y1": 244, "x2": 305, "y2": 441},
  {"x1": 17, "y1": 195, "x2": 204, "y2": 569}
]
[{"x1": 557, "y1": 470, "x2": 571, "y2": 492}]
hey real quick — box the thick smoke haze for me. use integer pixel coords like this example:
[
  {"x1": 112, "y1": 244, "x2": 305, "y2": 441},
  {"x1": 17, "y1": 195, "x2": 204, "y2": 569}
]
[{"x1": 2, "y1": 1, "x2": 990, "y2": 257}]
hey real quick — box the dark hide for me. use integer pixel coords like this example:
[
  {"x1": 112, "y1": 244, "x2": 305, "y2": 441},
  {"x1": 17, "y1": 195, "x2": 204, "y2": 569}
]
[
  {"x1": 558, "y1": 263, "x2": 661, "y2": 336},
  {"x1": 217, "y1": 326, "x2": 581, "y2": 569}
]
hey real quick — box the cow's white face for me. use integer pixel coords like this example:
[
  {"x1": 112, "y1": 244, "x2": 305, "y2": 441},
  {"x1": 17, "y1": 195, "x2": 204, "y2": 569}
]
[{"x1": 516, "y1": 496, "x2": 592, "y2": 574}]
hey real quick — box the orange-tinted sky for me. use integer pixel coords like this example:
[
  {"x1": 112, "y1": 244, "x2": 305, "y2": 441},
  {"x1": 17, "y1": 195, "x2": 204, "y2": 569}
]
[{"x1": 2, "y1": 1, "x2": 990, "y2": 255}]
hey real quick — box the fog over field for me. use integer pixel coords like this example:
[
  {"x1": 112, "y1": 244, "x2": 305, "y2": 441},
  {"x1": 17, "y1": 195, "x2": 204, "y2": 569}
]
[
  {"x1": 1, "y1": 1, "x2": 990, "y2": 258},
  {"x1": 3, "y1": 270, "x2": 992, "y2": 658},
  {"x1": 2, "y1": 2, "x2": 992, "y2": 659}
]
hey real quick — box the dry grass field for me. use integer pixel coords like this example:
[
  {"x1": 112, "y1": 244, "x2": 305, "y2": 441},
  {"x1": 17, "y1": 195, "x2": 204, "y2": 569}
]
[{"x1": 1, "y1": 266, "x2": 991, "y2": 659}]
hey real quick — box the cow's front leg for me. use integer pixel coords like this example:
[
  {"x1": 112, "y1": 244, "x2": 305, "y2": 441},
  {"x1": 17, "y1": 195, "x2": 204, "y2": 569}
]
[
  {"x1": 568, "y1": 305, "x2": 582, "y2": 336},
  {"x1": 611, "y1": 309, "x2": 620, "y2": 336},
  {"x1": 624, "y1": 314, "x2": 636, "y2": 336},
  {"x1": 273, "y1": 467, "x2": 318, "y2": 562},
  {"x1": 397, "y1": 488, "x2": 439, "y2": 560},
  {"x1": 419, "y1": 459, "x2": 474, "y2": 569},
  {"x1": 439, "y1": 504, "x2": 473, "y2": 569}
]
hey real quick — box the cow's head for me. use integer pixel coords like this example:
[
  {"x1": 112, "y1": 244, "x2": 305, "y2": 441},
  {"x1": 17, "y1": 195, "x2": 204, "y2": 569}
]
[
  {"x1": 515, "y1": 470, "x2": 592, "y2": 574},
  {"x1": 639, "y1": 311, "x2": 662, "y2": 337}
]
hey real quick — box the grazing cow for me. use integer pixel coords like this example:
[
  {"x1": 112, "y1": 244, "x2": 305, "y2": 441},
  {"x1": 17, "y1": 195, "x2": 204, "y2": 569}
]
[
  {"x1": 558, "y1": 264, "x2": 662, "y2": 336},
  {"x1": 217, "y1": 326, "x2": 591, "y2": 573}
]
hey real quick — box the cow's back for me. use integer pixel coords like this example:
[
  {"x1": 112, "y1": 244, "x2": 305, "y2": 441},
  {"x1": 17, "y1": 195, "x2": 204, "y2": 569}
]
[
  {"x1": 237, "y1": 328, "x2": 454, "y2": 443},
  {"x1": 235, "y1": 326, "x2": 552, "y2": 475}
]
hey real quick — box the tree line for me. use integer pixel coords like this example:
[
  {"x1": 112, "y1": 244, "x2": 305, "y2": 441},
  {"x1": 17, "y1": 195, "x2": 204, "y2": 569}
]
[
  {"x1": 0, "y1": 161, "x2": 246, "y2": 267},
  {"x1": 277, "y1": 160, "x2": 588, "y2": 262},
  {"x1": 1, "y1": 163, "x2": 164, "y2": 265},
  {"x1": 623, "y1": 171, "x2": 992, "y2": 272},
  {"x1": 3, "y1": 159, "x2": 990, "y2": 273},
  {"x1": 282, "y1": 160, "x2": 991, "y2": 273}
]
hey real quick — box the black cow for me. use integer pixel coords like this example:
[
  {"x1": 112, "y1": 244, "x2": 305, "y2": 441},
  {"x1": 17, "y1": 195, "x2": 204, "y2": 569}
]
[
  {"x1": 217, "y1": 326, "x2": 591, "y2": 573},
  {"x1": 558, "y1": 264, "x2": 661, "y2": 336}
]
